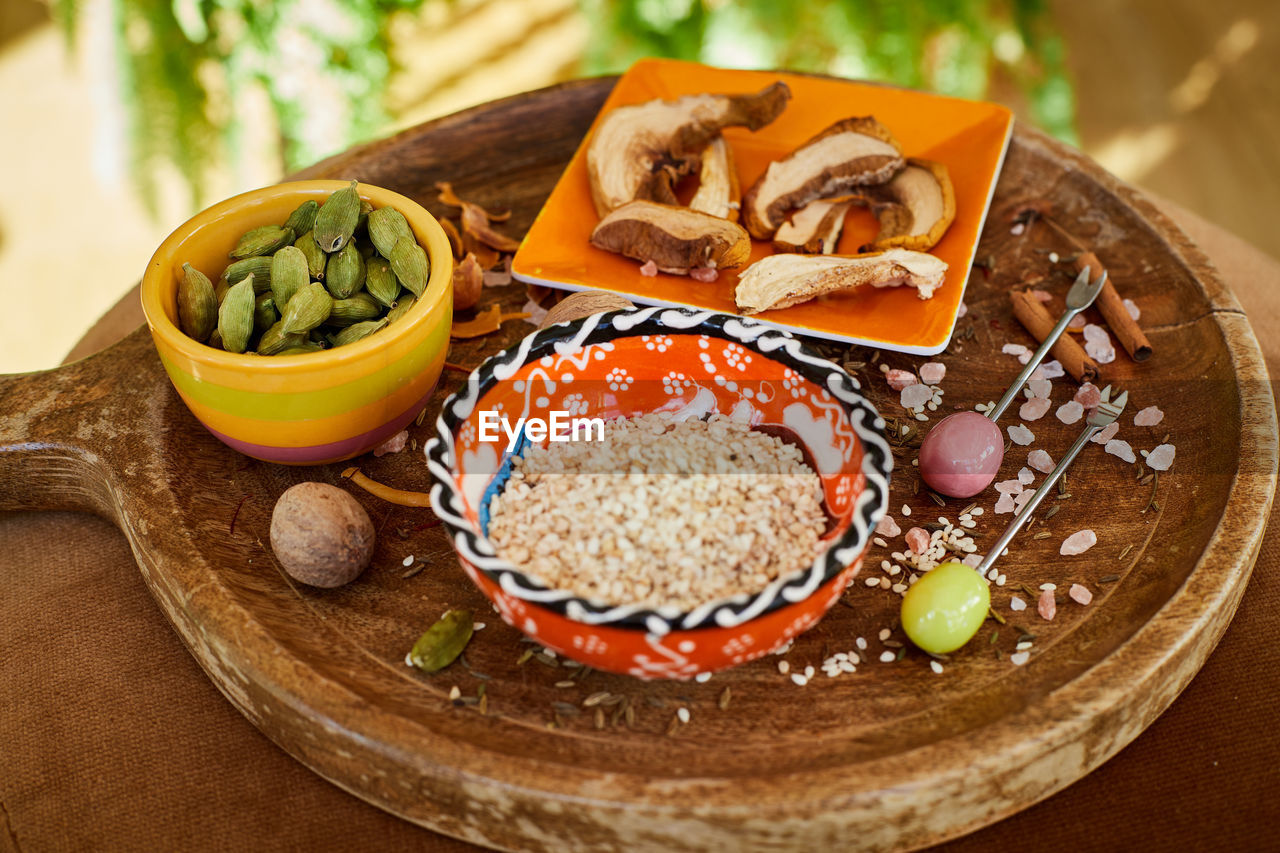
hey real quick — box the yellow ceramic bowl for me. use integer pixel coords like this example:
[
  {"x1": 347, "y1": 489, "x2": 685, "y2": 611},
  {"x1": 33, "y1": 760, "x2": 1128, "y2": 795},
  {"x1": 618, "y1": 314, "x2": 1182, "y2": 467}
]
[{"x1": 141, "y1": 180, "x2": 454, "y2": 465}]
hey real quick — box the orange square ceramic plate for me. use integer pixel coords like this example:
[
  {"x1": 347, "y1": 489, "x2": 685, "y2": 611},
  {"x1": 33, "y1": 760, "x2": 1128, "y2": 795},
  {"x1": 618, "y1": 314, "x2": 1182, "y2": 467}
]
[{"x1": 512, "y1": 59, "x2": 1013, "y2": 355}]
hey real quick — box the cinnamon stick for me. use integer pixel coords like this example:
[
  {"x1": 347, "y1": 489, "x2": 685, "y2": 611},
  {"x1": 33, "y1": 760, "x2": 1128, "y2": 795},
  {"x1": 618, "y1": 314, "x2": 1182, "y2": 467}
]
[
  {"x1": 1072, "y1": 251, "x2": 1153, "y2": 362},
  {"x1": 1010, "y1": 290, "x2": 1100, "y2": 383}
]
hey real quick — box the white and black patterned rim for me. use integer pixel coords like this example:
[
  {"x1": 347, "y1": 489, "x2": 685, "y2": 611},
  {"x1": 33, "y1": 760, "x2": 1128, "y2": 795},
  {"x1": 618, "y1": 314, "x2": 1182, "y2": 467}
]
[{"x1": 424, "y1": 306, "x2": 893, "y2": 634}]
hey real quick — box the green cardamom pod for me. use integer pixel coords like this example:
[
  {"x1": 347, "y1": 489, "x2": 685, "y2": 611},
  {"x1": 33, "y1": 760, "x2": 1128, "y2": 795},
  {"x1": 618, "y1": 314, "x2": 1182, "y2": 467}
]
[
  {"x1": 333, "y1": 318, "x2": 389, "y2": 347},
  {"x1": 214, "y1": 278, "x2": 230, "y2": 305},
  {"x1": 223, "y1": 256, "x2": 272, "y2": 292},
  {"x1": 256, "y1": 320, "x2": 308, "y2": 356},
  {"x1": 229, "y1": 224, "x2": 295, "y2": 259},
  {"x1": 218, "y1": 276, "x2": 256, "y2": 353},
  {"x1": 253, "y1": 292, "x2": 278, "y2": 336},
  {"x1": 270, "y1": 245, "x2": 309, "y2": 308},
  {"x1": 385, "y1": 294, "x2": 416, "y2": 324},
  {"x1": 277, "y1": 343, "x2": 327, "y2": 356},
  {"x1": 207, "y1": 329, "x2": 223, "y2": 349},
  {"x1": 325, "y1": 241, "x2": 365, "y2": 299},
  {"x1": 294, "y1": 231, "x2": 327, "y2": 280},
  {"x1": 365, "y1": 257, "x2": 400, "y2": 308},
  {"x1": 328, "y1": 292, "x2": 382, "y2": 326},
  {"x1": 280, "y1": 282, "x2": 333, "y2": 335},
  {"x1": 355, "y1": 199, "x2": 374, "y2": 234},
  {"x1": 389, "y1": 236, "x2": 429, "y2": 297},
  {"x1": 283, "y1": 199, "x2": 319, "y2": 236},
  {"x1": 406, "y1": 609, "x2": 474, "y2": 672},
  {"x1": 177, "y1": 263, "x2": 218, "y2": 342},
  {"x1": 367, "y1": 206, "x2": 414, "y2": 258},
  {"x1": 313, "y1": 180, "x2": 360, "y2": 253}
]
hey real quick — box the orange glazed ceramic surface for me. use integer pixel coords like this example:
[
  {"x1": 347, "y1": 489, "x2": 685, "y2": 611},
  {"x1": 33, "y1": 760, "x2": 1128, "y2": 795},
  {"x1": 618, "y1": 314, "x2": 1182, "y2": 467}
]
[
  {"x1": 512, "y1": 59, "x2": 1013, "y2": 355},
  {"x1": 141, "y1": 181, "x2": 454, "y2": 465},
  {"x1": 425, "y1": 307, "x2": 893, "y2": 677}
]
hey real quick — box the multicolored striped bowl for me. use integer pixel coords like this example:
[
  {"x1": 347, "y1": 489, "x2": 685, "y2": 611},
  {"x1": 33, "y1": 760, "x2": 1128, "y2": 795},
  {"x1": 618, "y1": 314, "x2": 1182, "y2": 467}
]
[{"x1": 141, "y1": 181, "x2": 454, "y2": 465}]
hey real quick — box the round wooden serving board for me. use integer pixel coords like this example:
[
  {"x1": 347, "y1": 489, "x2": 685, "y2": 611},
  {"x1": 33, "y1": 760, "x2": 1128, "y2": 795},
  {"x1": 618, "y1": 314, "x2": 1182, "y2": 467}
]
[{"x1": 1, "y1": 78, "x2": 1275, "y2": 851}]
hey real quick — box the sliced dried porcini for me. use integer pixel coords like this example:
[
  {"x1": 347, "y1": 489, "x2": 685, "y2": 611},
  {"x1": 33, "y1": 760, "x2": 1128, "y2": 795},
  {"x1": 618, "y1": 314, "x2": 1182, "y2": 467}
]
[
  {"x1": 586, "y1": 82, "x2": 791, "y2": 217},
  {"x1": 857, "y1": 158, "x2": 956, "y2": 252},
  {"x1": 590, "y1": 200, "x2": 750, "y2": 275},
  {"x1": 741, "y1": 116, "x2": 905, "y2": 240},
  {"x1": 688, "y1": 136, "x2": 740, "y2": 222},
  {"x1": 772, "y1": 197, "x2": 853, "y2": 254},
  {"x1": 734, "y1": 249, "x2": 947, "y2": 314}
]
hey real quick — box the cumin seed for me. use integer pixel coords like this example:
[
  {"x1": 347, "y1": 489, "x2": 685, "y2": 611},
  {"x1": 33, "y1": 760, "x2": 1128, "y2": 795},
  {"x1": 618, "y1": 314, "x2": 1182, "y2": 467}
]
[
  {"x1": 718, "y1": 687, "x2": 732, "y2": 711},
  {"x1": 1099, "y1": 574, "x2": 1121, "y2": 583},
  {"x1": 1043, "y1": 504, "x2": 1060, "y2": 521},
  {"x1": 1033, "y1": 531, "x2": 1051, "y2": 540}
]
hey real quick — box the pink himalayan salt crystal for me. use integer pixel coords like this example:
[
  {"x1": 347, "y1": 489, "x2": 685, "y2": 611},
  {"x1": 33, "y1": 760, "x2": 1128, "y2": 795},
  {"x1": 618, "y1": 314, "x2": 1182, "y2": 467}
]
[
  {"x1": 1017, "y1": 467, "x2": 1035, "y2": 484},
  {"x1": 1091, "y1": 421, "x2": 1120, "y2": 444},
  {"x1": 1105, "y1": 439, "x2": 1137, "y2": 463},
  {"x1": 1026, "y1": 378, "x2": 1052, "y2": 399},
  {"x1": 1056, "y1": 400, "x2": 1084, "y2": 424},
  {"x1": 1039, "y1": 360, "x2": 1065, "y2": 379},
  {"x1": 1038, "y1": 589, "x2": 1057, "y2": 621},
  {"x1": 995, "y1": 479, "x2": 1024, "y2": 494},
  {"x1": 1082, "y1": 323, "x2": 1110, "y2": 344},
  {"x1": 1060, "y1": 529, "x2": 1098, "y2": 556},
  {"x1": 1031, "y1": 289, "x2": 1054, "y2": 303},
  {"x1": 994, "y1": 492, "x2": 1017, "y2": 514},
  {"x1": 886, "y1": 369, "x2": 918, "y2": 391},
  {"x1": 1085, "y1": 338, "x2": 1116, "y2": 365},
  {"x1": 1011, "y1": 222, "x2": 1025, "y2": 235},
  {"x1": 690, "y1": 267, "x2": 718, "y2": 282},
  {"x1": 876, "y1": 515, "x2": 902, "y2": 537},
  {"x1": 962, "y1": 553, "x2": 982, "y2": 567},
  {"x1": 1069, "y1": 583, "x2": 1094, "y2": 606},
  {"x1": 919, "y1": 362, "x2": 946, "y2": 385},
  {"x1": 1028, "y1": 449, "x2": 1055, "y2": 473},
  {"x1": 957, "y1": 301, "x2": 968, "y2": 318},
  {"x1": 1124, "y1": 298, "x2": 1140, "y2": 320},
  {"x1": 1002, "y1": 343, "x2": 1030, "y2": 358},
  {"x1": 901, "y1": 384, "x2": 933, "y2": 409},
  {"x1": 1067, "y1": 314, "x2": 1086, "y2": 330},
  {"x1": 639, "y1": 260, "x2": 658, "y2": 277},
  {"x1": 1134, "y1": 406, "x2": 1164, "y2": 427},
  {"x1": 1014, "y1": 490, "x2": 1033, "y2": 511},
  {"x1": 1019, "y1": 397, "x2": 1052, "y2": 422},
  {"x1": 905, "y1": 527, "x2": 931, "y2": 555},
  {"x1": 1146, "y1": 443, "x2": 1176, "y2": 471},
  {"x1": 1010, "y1": 595, "x2": 1027, "y2": 612},
  {"x1": 1007, "y1": 424, "x2": 1035, "y2": 446},
  {"x1": 1074, "y1": 383, "x2": 1102, "y2": 409},
  {"x1": 372, "y1": 430, "x2": 409, "y2": 457}
]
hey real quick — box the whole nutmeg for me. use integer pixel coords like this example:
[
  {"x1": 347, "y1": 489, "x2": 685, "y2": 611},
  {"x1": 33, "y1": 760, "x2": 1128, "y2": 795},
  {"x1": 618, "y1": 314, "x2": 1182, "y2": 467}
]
[
  {"x1": 270, "y1": 482, "x2": 375, "y2": 588},
  {"x1": 538, "y1": 291, "x2": 634, "y2": 329}
]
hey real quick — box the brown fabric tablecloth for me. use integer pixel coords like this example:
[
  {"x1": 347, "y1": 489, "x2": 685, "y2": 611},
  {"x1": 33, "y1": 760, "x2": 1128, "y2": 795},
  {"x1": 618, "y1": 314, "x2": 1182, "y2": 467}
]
[{"x1": 2, "y1": 201, "x2": 1277, "y2": 852}]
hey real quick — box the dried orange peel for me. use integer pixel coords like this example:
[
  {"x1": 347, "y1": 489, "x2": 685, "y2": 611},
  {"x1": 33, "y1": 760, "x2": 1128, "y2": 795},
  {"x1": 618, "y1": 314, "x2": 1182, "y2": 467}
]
[{"x1": 450, "y1": 304, "x2": 530, "y2": 338}]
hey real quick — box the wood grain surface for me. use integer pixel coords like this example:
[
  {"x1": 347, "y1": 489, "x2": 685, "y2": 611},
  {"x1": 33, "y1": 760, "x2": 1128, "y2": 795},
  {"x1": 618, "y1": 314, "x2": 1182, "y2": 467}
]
[{"x1": 0, "y1": 77, "x2": 1275, "y2": 852}]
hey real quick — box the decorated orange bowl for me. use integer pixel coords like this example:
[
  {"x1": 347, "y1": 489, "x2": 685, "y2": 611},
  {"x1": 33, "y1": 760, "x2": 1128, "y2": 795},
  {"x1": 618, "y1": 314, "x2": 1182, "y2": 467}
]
[
  {"x1": 424, "y1": 306, "x2": 892, "y2": 678},
  {"x1": 141, "y1": 180, "x2": 454, "y2": 465}
]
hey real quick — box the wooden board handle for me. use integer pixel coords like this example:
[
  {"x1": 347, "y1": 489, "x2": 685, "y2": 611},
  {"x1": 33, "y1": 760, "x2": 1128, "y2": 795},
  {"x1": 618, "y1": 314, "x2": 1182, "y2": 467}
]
[{"x1": 0, "y1": 328, "x2": 156, "y2": 516}]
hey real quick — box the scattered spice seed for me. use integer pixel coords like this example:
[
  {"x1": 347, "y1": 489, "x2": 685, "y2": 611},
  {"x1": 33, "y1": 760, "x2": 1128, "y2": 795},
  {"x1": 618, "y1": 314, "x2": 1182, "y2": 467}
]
[
  {"x1": 645, "y1": 696, "x2": 667, "y2": 709},
  {"x1": 583, "y1": 691, "x2": 612, "y2": 707},
  {"x1": 929, "y1": 491, "x2": 946, "y2": 507},
  {"x1": 554, "y1": 680, "x2": 575, "y2": 688},
  {"x1": 552, "y1": 702, "x2": 579, "y2": 716},
  {"x1": 1033, "y1": 531, "x2": 1051, "y2": 540},
  {"x1": 990, "y1": 630, "x2": 1000, "y2": 644},
  {"x1": 896, "y1": 647, "x2": 906, "y2": 661},
  {"x1": 988, "y1": 608, "x2": 1007, "y2": 625},
  {"x1": 1043, "y1": 504, "x2": 1060, "y2": 521},
  {"x1": 1099, "y1": 574, "x2": 1121, "y2": 583},
  {"x1": 666, "y1": 715, "x2": 681, "y2": 736},
  {"x1": 718, "y1": 687, "x2": 732, "y2": 711},
  {"x1": 415, "y1": 406, "x2": 429, "y2": 426},
  {"x1": 624, "y1": 703, "x2": 636, "y2": 727},
  {"x1": 516, "y1": 649, "x2": 534, "y2": 666},
  {"x1": 448, "y1": 685, "x2": 461, "y2": 701},
  {"x1": 478, "y1": 694, "x2": 488, "y2": 715},
  {"x1": 594, "y1": 708, "x2": 606, "y2": 730},
  {"x1": 401, "y1": 562, "x2": 425, "y2": 579},
  {"x1": 534, "y1": 653, "x2": 558, "y2": 668}
]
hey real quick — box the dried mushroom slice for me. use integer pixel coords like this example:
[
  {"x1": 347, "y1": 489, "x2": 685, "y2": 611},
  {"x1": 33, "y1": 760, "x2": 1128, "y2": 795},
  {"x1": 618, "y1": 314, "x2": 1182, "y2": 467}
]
[
  {"x1": 688, "y1": 136, "x2": 741, "y2": 222},
  {"x1": 741, "y1": 116, "x2": 905, "y2": 240},
  {"x1": 856, "y1": 158, "x2": 956, "y2": 252},
  {"x1": 772, "y1": 198, "x2": 854, "y2": 254},
  {"x1": 586, "y1": 82, "x2": 791, "y2": 217},
  {"x1": 590, "y1": 200, "x2": 751, "y2": 275},
  {"x1": 734, "y1": 249, "x2": 947, "y2": 314}
]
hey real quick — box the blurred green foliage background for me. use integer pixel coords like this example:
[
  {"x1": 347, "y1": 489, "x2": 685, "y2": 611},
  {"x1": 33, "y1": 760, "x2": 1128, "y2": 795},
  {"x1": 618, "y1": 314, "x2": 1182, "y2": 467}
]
[{"x1": 53, "y1": 0, "x2": 1075, "y2": 213}]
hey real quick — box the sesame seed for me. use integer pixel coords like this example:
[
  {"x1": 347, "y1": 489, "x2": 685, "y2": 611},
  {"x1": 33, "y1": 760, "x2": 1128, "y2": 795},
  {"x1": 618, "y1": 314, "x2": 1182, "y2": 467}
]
[
  {"x1": 804, "y1": 665, "x2": 815, "y2": 679},
  {"x1": 902, "y1": 505, "x2": 912, "y2": 516},
  {"x1": 473, "y1": 622, "x2": 486, "y2": 631},
  {"x1": 677, "y1": 707, "x2": 691, "y2": 723},
  {"x1": 1040, "y1": 583, "x2": 1057, "y2": 591},
  {"x1": 879, "y1": 629, "x2": 891, "y2": 641},
  {"x1": 1010, "y1": 651, "x2": 1031, "y2": 666},
  {"x1": 875, "y1": 538, "x2": 888, "y2": 548},
  {"x1": 790, "y1": 673, "x2": 809, "y2": 686},
  {"x1": 856, "y1": 637, "x2": 867, "y2": 650},
  {"x1": 864, "y1": 577, "x2": 880, "y2": 587},
  {"x1": 402, "y1": 555, "x2": 415, "y2": 567},
  {"x1": 448, "y1": 685, "x2": 461, "y2": 701},
  {"x1": 695, "y1": 672, "x2": 712, "y2": 683},
  {"x1": 930, "y1": 660, "x2": 944, "y2": 674},
  {"x1": 879, "y1": 577, "x2": 891, "y2": 590},
  {"x1": 778, "y1": 660, "x2": 790, "y2": 675},
  {"x1": 1010, "y1": 596, "x2": 1027, "y2": 612},
  {"x1": 879, "y1": 651, "x2": 896, "y2": 663},
  {"x1": 996, "y1": 574, "x2": 1007, "y2": 586},
  {"x1": 840, "y1": 661, "x2": 856, "y2": 673},
  {"x1": 1016, "y1": 641, "x2": 1034, "y2": 651}
]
